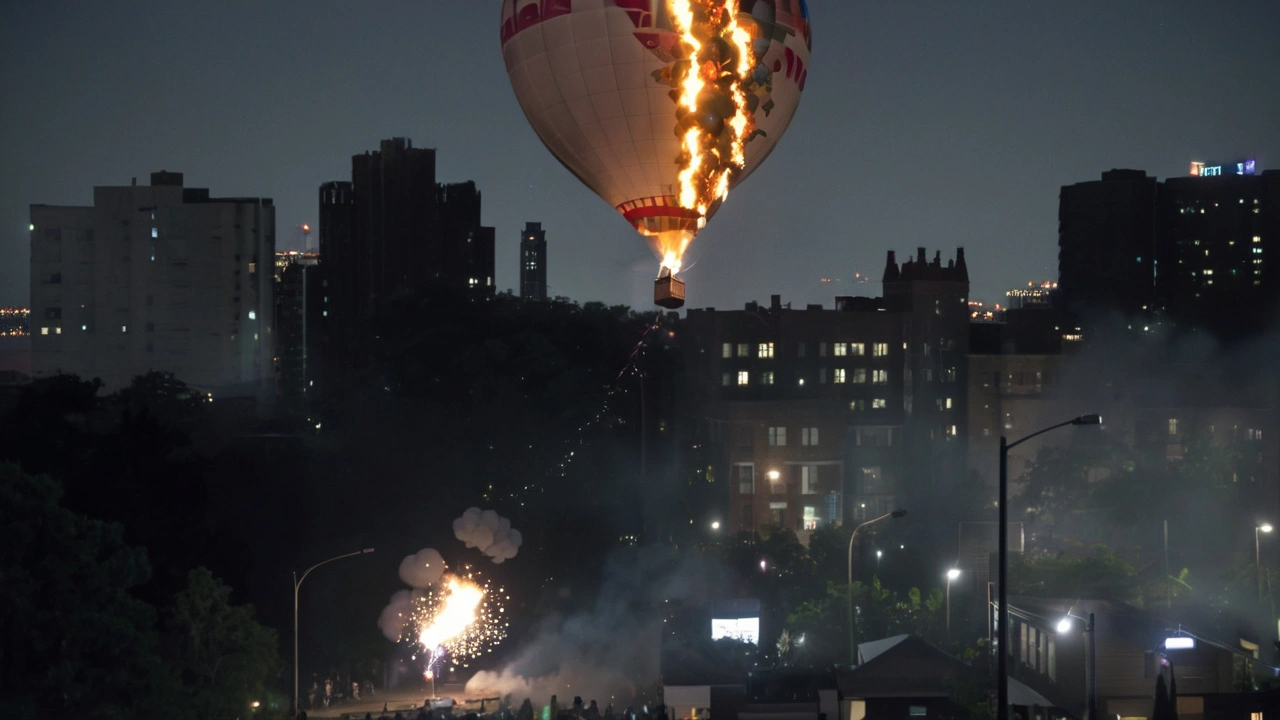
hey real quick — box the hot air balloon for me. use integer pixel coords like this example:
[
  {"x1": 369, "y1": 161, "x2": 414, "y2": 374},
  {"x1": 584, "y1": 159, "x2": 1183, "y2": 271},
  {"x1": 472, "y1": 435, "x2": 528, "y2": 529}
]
[{"x1": 501, "y1": 0, "x2": 811, "y2": 308}]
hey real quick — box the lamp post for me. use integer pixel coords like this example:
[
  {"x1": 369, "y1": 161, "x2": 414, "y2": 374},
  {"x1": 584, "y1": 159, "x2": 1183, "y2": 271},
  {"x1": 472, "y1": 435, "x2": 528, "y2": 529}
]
[
  {"x1": 1256, "y1": 523, "x2": 1272, "y2": 604},
  {"x1": 946, "y1": 568, "x2": 961, "y2": 636},
  {"x1": 1056, "y1": 612, "x2": 1097, "y2": 720},
  {"x1": 847, "y1": 509, "x2": 907, "y2": 663},
  {"x1": 293, "y1": 548, "x2": 375, "y2": 717},
  {"x1": 998, "y1": 414, "x2": 1101, "y2": 720}
]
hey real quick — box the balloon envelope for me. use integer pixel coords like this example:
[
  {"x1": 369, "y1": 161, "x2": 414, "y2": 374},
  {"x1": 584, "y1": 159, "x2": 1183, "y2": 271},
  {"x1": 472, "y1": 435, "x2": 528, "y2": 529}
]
[{"x1": 501, "y1": 0, "x2": 811, "y2": 255}]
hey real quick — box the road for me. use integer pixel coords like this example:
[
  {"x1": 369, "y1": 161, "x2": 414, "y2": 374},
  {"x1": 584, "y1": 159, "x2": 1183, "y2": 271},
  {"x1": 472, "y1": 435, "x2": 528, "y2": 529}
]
[{"x1": 306, "y1": 683, "x2": 489, "y2": 719}]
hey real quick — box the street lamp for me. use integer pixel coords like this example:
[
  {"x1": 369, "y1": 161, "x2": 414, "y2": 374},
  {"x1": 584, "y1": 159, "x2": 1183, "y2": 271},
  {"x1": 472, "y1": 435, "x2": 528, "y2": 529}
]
[
  {"x1": 293, "y1": 548, "x2": 375, "y2": 717},
  {"x1": 1056, "y1": 612, "x2": 1097, "y2": 720},
  {"x1": 847, "y1": 509, "x2": 908, "y2": 662},
  {"x1": 711, "y1": 520, "x2": 721, "y2": 531},
  {"x1": 1257, "y1": 523, "x2": 1273, "y2": 603},
  {"x1": 946, "y1": 568, "x2": 961, "y2": 636},
  {"x1": 998, "y1": 414, "x2": 1100, "y2": 720}
]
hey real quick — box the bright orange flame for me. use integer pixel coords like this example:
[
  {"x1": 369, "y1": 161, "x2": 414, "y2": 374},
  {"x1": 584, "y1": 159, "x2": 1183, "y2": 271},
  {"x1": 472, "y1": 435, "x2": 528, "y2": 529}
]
[
  {"x1": 663, "y1": 0, "x2": 755, "y2": 276},
  {"x1": 417, "y1": 578, "x2": 485, "y2": 650}
]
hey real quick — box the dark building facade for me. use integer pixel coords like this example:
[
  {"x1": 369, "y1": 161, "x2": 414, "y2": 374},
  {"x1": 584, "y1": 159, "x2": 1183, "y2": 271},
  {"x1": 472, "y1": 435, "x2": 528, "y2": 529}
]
[
  {"x1": 1058, "y1": 169, "x2": 1161, "y2": 320},
  {"x1": 681, "y1": 248, "x2": 970, "y2": 538},
  {"x1": 1059, "y1": 165, "x2": 1280, "y2": 339},
  {"x1": 317, "y1": 138, "x2": 496, "y2": 390},
  {"x1": 520, "y1": 222, "x2": 547, "y2": 300}
]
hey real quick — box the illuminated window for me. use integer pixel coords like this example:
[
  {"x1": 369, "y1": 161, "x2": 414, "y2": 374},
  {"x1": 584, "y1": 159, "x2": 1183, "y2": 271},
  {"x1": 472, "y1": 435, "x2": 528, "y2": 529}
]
[
  {"x1": 758, "y1": 342, "x2": 774, "y2": 358},
  {"x1": 40, "y1": 327, "x2": 48, "y2": 335},
  {"x1": 761, "y1": 371, "x2": 775, "y2": 385},
  {"x1": 248, "y1": 310, "x2": 256, "y2": 320},
  {"x1": 850, "y1": 343, "x2": 865, "y2": 356},
  {"x1": 151, "y1": 227, "x2": 158, "y2": 239},
  {"x1": 1168, "y1": 418, "x2": 1178, "y2": 435},
  {"x1": 834, "y1": 343, "x2": 847, "y2": 356},
  {"x1": 851, "y1": 368, "x2": 866, "y2": 383},
  {"x1": 801, "y1": 427, "x2": 819, "y2": 446},
  {"x1": 722, "y1": 343, "x2": 732, "y2": 358},
  {"x1": 121, "y1": 325, "x2": 127, "y2": 333},
  {"x1": 737, "y1": 343, "x2": 749, "y2": 357},
  {"x1": 834, "y1": 368, "x2": 847, "y2": 383},
  {"x1": 737, "y1": 370, "x2": 749, "y2": 386},
  {"x1": 768, "y1": 426, "x2": 787, "y2": 446},
  {"x1": 849, "y1": 399, "x2": 865, "y2": 411},
  {"x1": 872, "y1": 369, "x2": 888, "y2": 385},
  {"x1": 947, "y1": 424, "x2": 957, "y2": 437},
  {"x1": 946, "y1": 397, "x2": 953, "y2": 409},
  {"x1": 803, "y1": 506, "x2": 818, "y2": 530},
  {"x1": 801, "y1": 467, "x2": 819, "y2": 495},
  {"x1": 736, "y1": 464, "x2": 755, "y2": 495},
  {"x1": 872, "y1": 398, "x2": 887, "y2": 409},
  {"x1": 55, "y1": 327, "x2": 61, "y2": 334},
  {"x1": 873, "y1": 342, "x2": 889, "y2": 357}
]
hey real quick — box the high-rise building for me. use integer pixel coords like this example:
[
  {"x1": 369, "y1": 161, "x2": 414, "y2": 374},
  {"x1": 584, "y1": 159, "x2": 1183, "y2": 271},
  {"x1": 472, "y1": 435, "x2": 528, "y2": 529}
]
[
  {"x1": 681, "y1": 248, "x2": 970, "y2": 539},
  {"x1": 1058, "y1": 169, "x2": 1160, "y2": 320},
  {"x1": 319, "y1": 139, "x2": 495, "y2": 388},
  {"x1": 28, "y1": 171, "x2": 275, "y2": 397},
  {"x1": 274, "y1": 252, "x2": 320, "y2": 402},
  {"x1": 520, "y1": 222, "x2": 547, "y2": 300},
  {"x1": 1059, "y1": 163, "x2": 1280, "y2": 339}
]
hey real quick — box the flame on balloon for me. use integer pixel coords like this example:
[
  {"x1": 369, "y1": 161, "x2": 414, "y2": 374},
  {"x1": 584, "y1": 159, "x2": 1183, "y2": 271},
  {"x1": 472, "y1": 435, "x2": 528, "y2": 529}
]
[{"x1": 662, "y1": 0, "x2": 755, "y2": 275}]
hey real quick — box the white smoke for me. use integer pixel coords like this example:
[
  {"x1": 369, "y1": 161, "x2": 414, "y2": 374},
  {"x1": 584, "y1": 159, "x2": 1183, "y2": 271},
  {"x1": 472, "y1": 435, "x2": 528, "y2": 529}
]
[
  {"x1": 399, "y1": 547, "x2": 447, "y2": 588},
  {"x1": 466, "y1": 545, "x2": 725, "y2": 705},
  {"x1": 453, "y1": 507, "x2": 523, "y2": 564},
  {"x1": 378, "y1": 588, "x2": 422, "y2": 642}
]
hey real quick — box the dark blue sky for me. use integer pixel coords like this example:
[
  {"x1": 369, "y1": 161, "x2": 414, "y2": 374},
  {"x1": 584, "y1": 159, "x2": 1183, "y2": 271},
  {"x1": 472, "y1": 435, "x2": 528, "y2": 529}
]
[{"x1": 3, "y1": 1, "x2": 1276, "y2": 310}]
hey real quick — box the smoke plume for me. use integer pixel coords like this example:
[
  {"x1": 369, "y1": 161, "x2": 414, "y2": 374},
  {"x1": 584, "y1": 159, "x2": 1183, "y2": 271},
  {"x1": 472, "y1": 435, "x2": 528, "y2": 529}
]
[
  {"x1": 400, "y1": 547, "x2": 447, "y2": 588},
  {"x1": 466, "y1": 545, "x2": 725, "y2": 705},
  {"x1": 453, "y1": 507, "x2": 523, "y2": 564}
]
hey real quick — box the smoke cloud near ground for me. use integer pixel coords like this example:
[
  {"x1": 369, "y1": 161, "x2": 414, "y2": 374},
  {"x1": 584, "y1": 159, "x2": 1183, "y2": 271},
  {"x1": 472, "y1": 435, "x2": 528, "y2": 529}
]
[
  {"x1": 454, "y1": 507, "x2": 523, "y2": 564},
  {"x1": 466, "y1": 545, "x2": 725, "y2": 705}
]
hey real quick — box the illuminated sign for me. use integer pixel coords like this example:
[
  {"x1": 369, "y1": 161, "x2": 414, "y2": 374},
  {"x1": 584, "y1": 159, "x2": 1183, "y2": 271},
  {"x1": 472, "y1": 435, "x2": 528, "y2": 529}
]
[
  {"x1": 1164, "y1": 637, "x2": 1195, "y2": 649},
  {"x1": 711, "y1": 617, "x2": 760, "y2": 644},
  {"x1": 1190, "y1": 159, "x2": 1257, "y2": 177}
]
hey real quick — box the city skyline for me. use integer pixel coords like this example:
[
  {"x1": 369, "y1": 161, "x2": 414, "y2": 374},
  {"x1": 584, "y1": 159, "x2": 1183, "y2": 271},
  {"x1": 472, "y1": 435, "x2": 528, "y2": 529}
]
[{"x1": 3, "y1": 2, "x2": 1276, "y2": 311}]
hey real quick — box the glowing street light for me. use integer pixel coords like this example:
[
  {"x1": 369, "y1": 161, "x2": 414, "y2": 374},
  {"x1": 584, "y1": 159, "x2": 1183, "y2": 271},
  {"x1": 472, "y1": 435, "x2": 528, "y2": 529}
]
[
  {"x1": 1055, "y1": 611, "x2": 1097, "y2": 720},
  {"x1": 293, "y1": 548, "x2": 375, "y2": 717},
  {"x1": 710, "y1": 520, "x2": 721, "y2": 531},
  {"x1": 946, "y1": 568, "x2": 961, "y2": 636},
  {"x1": 767, "y1": 469, "x2": 781, "y2": 481},
  {"x1": 1257, "y1": 523, "x2": 1273, "y2": 603},
  {"x1": 848, "y1": 509, "x2": 907, "y2": 661},
  {"x1": 998, "y1": 414, "x2": 1101, "y2": 720}
]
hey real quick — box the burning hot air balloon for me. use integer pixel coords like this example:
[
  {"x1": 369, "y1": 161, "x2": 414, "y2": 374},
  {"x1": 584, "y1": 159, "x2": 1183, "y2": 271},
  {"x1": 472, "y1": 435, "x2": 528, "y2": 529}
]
[{"x1": 500, "y1": 0, "x2": 811, "y2": 308}]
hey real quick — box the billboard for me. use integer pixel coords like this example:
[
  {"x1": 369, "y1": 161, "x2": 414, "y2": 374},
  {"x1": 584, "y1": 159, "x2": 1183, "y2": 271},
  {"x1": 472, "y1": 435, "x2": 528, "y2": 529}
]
[
  {"x1": 710, "y1": 598, "x2": 761, "y2": 645},
  {"x1": 1190, "y1": 159, "x2": 1257, "y2": 177}
]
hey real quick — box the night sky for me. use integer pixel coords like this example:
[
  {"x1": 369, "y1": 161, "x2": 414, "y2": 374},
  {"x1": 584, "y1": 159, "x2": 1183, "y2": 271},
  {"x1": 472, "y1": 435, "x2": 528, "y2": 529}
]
[{"x1": 3, "y1": 1, "x2": 1276, "y2": 311}]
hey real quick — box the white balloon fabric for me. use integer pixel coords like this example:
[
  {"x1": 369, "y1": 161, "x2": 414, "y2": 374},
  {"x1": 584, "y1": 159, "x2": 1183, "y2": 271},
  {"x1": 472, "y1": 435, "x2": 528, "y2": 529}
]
[
  {"x1": 399, "y1": 548, "x2": 447, "y2": 588},
  {"x1": 454, "y1": 507, "x2": 524, "y2": 564},
  {"x1": 500, "y1": 0, "x2": 811, "y2": 237}
]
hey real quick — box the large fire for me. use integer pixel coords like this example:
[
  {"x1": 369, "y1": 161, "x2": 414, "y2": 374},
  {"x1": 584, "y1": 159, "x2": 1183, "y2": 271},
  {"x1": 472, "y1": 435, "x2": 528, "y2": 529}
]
[
  {"x1": 406, "y1": 569, "x2": 508, "y2": 671},
  {"x1": 661, "y1": 0, "x2": 756, "y2": 275}
]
